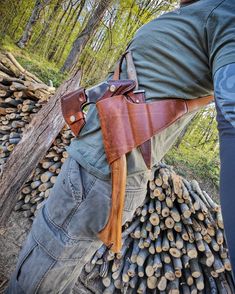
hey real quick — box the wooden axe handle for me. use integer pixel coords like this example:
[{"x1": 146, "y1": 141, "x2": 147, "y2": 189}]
[{"x1": 98, "y1": 155, "x2": 127, "y2": 253}]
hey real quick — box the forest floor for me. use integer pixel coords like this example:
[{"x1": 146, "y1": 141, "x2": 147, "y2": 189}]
[
  {"x1": 0, "y1": 37, "x2": 68, "y2": 88},
  {"x1": 166, "y1": 159, "x2": 219, "y2": 204},
  {"x1": 0, "y1": 212, "x2": 93, "y2": 293},
  {"x1": 0, "y1": 212, "x2": 32, "y2": 293}
]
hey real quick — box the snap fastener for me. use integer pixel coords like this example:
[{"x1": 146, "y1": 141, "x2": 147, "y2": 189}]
[
  {"x1": 109, "y1": 85, "x2": 116, "y2": 92},
  {"x1": 70, "y1": 115, "x2": 76, "y2": 122}
]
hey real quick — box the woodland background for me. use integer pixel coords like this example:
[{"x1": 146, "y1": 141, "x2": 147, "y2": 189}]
[{"x1": 0, "y1": 0, "x2": 219, "y2": 196}]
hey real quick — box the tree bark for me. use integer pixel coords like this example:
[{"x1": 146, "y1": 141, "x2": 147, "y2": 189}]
[
  {"x1": 0, "y1": 69, "x2": 81, "y2": 226},
  {"x1": 47, "y1": 0, "x2": 74, "y2": 60},
  {"x1": 32, "y1": 0, "x2": 63, "y2": 49},
  {"x1": 54, "y1": 0, "x2": 86, "y2": 63},
  {"x1": 16, "y1": 0, "x2": 51, "y2": 49},
  {"x1": 60, "y1": 0, "x2": 114, "y2": 73}
]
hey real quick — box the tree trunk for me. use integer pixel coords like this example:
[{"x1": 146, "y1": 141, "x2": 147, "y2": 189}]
[
  {"x1": 32, "y1": 0, "x2": 63, "y2": 49},
  {"x1": 0, "y1": 0, "x2": 22, "y2": 38},
  {"x1": 11, "y1": 7, "x2": 29, "y2": 39},
  {"x1": 16, "y1": 0, "x2": 51, "y2": 48},
  {"x1": 54, "y1": 0, "x2": 86, "y2": 63},
  {"x1": 0, "y1": 69, "x2": 81, "y2": 226},
  {"x1": 47, "y1": 0, "x2": 74, "y2": 61},
  {"x1": 60, "y1": 0, "x2": 114, "y2": 73}
]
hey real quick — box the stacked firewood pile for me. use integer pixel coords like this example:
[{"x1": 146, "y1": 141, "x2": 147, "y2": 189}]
[
  {"x1": 14, "y1": 125, "x2": 73, "y2": 218},
  {"x1": 0, "y1": 52, "x2": 75, "y2": 219},
  {"x1": 0, "y1": 52, "x2": 74, "y2": 219},
  {"x1": 81, "y1": 165, "x2": 234, "y2": 294},
  {"x1": 0, "y1": 52, "x2": 55, "y2": 169}
]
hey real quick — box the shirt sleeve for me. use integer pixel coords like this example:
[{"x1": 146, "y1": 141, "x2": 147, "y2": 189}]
[
  {"x1": 206, "y1": 0, "x2": 235, "y2": 76},
  {"x1": 214, "y1": 63, "x2": 235, "y2": 279}
]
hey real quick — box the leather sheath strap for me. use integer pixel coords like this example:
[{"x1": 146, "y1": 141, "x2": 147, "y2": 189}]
[
  {"x1": 96, "y1": 93, "x2": 213, "y2": 165},
  {"x1": 61, "y1": 88, "x2": 87, "y2": 137},
  {"x1": 112, "y1": 50, "x2": 152, "y2": 169},
  {"x1": 97, "y1": 51, "x2": 214, "y2": 165}
]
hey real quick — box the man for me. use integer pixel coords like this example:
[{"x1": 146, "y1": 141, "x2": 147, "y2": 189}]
[{"x1": 7, "y1": 0, "x2": 235, "y2": 292}]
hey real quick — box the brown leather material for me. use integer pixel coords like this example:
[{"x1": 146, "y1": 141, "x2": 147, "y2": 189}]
[
  {"x1": 112, "y1": 51, "x2": 152, "y2": 168},
  {"x1": 126, "y1": 92, "x2": 145, "y2": 103},
  {"x1": 113, "y1": 51, "x2": 131, "y2": 81},
  {"x1": 99, "y1": 53, "x2": 138, "y2": 252},
  {"x1": 185, "y1": 95, "x2": 213, "y2": 112},
  {"x1": 125, "y1": 51, "x2": 138, "y2": 89},
  {"x1": 100, "y1": 79, "x2": 136, "y2": 100},
  {"x1": 99, "y1": 51, "x2": 140, "y2": 253},
  {"x1": 112, "y1": 51, "x2": 139, "y2": 90},
  {"x1": 96, "y1": 94, "x2": 214, "y2": 165},
  {"x1": 60, "y1": 80, "x2": 137, "y2": 137},
  {"x1": 61, "y1": 88, "x2": 87, "y2": 136},
  {"x1": 98, "y1": 154, "x2": 127, "y2": 253},
  {"x1": 125, "y1": 91, "x2": 152, "y2": 168},
  {"x1": 139, "y1": 140, "x2": 152, "y2": 169}
]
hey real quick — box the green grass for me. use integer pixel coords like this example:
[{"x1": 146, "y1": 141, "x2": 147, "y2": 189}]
[
  {"x1": 0, "y1": 36, "x2": 69, "y2": 87},
  {"x1": 165, "y1": 147, "x2": 220, "y2": 186},
  {"x1": 164, "y1": 146, "x2": 220, "y2": 201}
]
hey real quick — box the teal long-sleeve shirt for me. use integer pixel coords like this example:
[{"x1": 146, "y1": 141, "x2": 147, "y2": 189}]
[{"x1": 66, "y1": 0, "x2": 235, "y2": 180}]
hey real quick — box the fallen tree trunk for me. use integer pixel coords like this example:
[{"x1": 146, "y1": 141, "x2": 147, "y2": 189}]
[{"x1": 0, "y1": 59, "x2": 81, "y2": 226}]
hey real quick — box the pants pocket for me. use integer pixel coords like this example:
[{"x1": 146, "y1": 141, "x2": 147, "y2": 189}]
[
  {"x1": 14, "y1": 233, "x2": 55, "y2": 294},
  {"x1": 18, "y1": 212, "x2": 97, "y2": 293},
  {"x1": 15, "y1": 235, "x2": 95, "y2": 294},
  {"x1": 45, "y1": 157, "x2": 88, "y2": 228},
  {"x1": 122, "y1": 172, "x2": 148, "y2": 223},
  {"x1": 35, "y1": 240, "x2": 94, "y2": 294},
  {"x1": 65, "y1": 176, "x2": 112, "y2": 239},
  {"x1": 122, "y1": 189, "x2": 146, "y2": 224}
]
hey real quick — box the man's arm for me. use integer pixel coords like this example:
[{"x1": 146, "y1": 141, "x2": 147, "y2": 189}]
[{"x1": 214, "y1": 63, "x2": 235, "y2": 279}]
